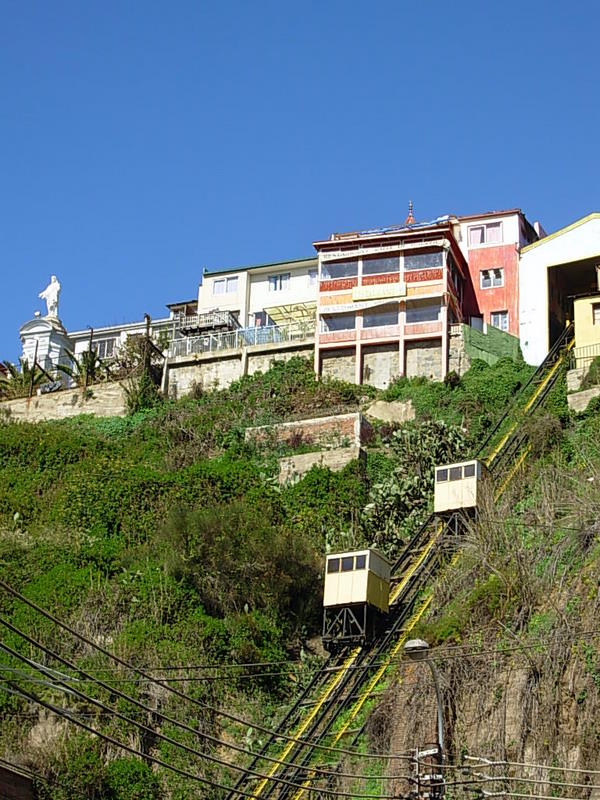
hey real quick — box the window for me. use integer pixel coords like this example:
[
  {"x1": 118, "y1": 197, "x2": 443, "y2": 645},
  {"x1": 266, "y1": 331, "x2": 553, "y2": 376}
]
[
  {"x1": 355, "y1": 554, "x2": 366, "y2": 570},
  {"x1": 327, "y1": 558, "x2": 340, "y2": 573},
  {"x1": 363, "y1": 307, "x2": 398, "y2": 328},
  {"x1": 436, "y1": 468, "x2": 448, "y2": 483},
  {"x1": 404, "y1": 251, "x2": 443, "y2": 271},
  {"x1": 480, "y1": 268, "x2": 504, "y2": 289},
  {"x1": 213, "y1": 276, "x2": 238, "y2": 295},
  {"x1": 449, "y1": 466, "x2": 462, "y2": 481},
  {"x1": 322, "y1": 313, "x2": 356, "y2": 332},
  {"x1": 341, "y1": 556, "x2": 354, "y2": 572},
  {"x1": 405, "y1": 300, "x2": 441, "y2": 324},
  {"x1": 321, "y1": 260, "x2": 358, "y2": 280},
  {"x1": 468, "y1": 222, "x2": 503, "y2": 247},
  {"x1": 490, "y1": 310, "x2": 509, "y2": 331},
  {"x1": 463, "y1": 463, "x2": 476, "y2": 478},
  {"x1": 308, "y1": 268, "x2": 318, "y2": 287},
  {"x1": 362, "y1": 256, "x2": 400, "y2": 275},
  {"x1": 268, "y1": 273, "x2": 291, "y2": 292},
  {"x1": 593, "y1": 303, "x2": 600, "y2": 325},
  {"x1": 94, "y1": 339, "x2": 116, "y2": 359}
]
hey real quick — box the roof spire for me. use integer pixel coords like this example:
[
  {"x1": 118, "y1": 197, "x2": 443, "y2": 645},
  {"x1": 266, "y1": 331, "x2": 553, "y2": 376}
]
[{"x1": 405, "y1": 200, "x2": 415, "y2": 226}]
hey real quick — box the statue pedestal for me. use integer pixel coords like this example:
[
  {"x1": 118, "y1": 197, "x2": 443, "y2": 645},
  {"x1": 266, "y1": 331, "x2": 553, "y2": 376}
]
[{"x1": 19, "y1": 317, "x2": 71, "y2": 377}]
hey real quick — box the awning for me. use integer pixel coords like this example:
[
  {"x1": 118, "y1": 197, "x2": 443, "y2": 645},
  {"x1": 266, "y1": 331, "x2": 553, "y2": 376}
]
[{"x1": 263, "y1": 302, "x2": 317, "y2": 325}]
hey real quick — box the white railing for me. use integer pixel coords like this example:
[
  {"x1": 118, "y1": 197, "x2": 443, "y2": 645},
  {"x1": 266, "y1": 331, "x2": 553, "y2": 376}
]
[
  {"x1": 176, "y1": 310, "x2": 238, "y2": 330},
  {"x1": 168, "y1": 320, "x2": 315, "y2": 358}
]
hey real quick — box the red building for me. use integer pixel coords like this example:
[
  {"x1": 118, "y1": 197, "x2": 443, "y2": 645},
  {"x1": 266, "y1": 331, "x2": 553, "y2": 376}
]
[{"x1": 457, "y1": 209, "x2": 540, "y2": 337}]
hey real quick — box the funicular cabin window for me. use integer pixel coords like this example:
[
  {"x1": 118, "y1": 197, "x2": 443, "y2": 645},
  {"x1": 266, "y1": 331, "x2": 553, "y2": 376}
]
[
  {"x1": 322, "y1": 260, "x2": 358, "y2": 280},
  {"x1": 362, "y1": 256, "x2": 399, "y2": 275},
  {"x1": 327, "y1": 558, "x2": 340, "y2": 573},
  {"x1": 436, "y1": 468, "x2": 448, "y2": 482},
  {"x1": 464, "y1": 463, "x2": 476, "y2": 478},
  {"x1": 449, "y1": 466, "x2": 462, "y2": 481},
  {"x1": 355, "y1": 554, "x2": 366, "y2": 570},
  {"x1": 341, "y1": 556, "x2": 354, "y2": 572},
  {"x1": 404, "y1": 251, "x2": 443, "y2": 270}
]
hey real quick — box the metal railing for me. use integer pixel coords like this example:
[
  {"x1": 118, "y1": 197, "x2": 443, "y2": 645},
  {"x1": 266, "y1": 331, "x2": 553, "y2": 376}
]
[
  {"x1": 168, "y1": 320, "x2": 315, "y2": 358},
  {"x1": 174, "y1": 310, "x2": 239, "y2": 331},
  {"x1": 571, "y1": 342, "x2": 600, "y2": 370}
]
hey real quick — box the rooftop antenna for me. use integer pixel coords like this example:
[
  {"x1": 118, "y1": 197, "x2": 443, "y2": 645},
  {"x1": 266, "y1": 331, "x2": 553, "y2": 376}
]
[{"x1": 405, "y1": 200, "x2": 415, "y2": 226}]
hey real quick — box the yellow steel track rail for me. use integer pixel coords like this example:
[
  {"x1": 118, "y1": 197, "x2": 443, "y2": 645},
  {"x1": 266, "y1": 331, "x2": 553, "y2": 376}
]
[{"x1": 253, "y1": 336, "x2": 573, "y2": 799}]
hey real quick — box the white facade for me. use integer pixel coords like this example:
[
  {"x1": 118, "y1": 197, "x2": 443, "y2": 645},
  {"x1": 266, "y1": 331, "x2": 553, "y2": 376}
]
[
  {"x1": 456, "y1": 211, "x2": 526, "y2": 257},
  {"x1": 198, "y1": 257, "x2": 318, "y2": 327},
  {"x1": 69, "y1": 317, "x2": 173, "y2": 359},
  {"x1": 519, "y1": 214, "x2": 600, "y2": 364}
]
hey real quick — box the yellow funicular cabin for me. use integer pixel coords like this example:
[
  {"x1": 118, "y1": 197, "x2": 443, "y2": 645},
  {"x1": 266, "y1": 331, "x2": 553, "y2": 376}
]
[
  {"x1": 322, "y1": 548, "x2": 391, "y2": 650},
  {"x1": 434, "y1": 459, "x2": 488, "y2": 515}
]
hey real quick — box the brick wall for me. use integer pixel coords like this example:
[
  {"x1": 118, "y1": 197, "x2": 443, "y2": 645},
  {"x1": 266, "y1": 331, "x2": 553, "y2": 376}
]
[{"x1": 245, "y1": 412, "x2": 372, "y2": 449}]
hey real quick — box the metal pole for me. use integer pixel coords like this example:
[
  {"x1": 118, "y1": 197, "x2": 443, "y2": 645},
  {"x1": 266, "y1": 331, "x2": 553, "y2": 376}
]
[
  {"x1": 29, "y1": 340, "x2": 39, "y2": 398},
  {"x1": 426, "y1": 660, "x2": 444, "y2": 760},
  {"x1": 85, "y1": 326, "x2": 94, "y2": 389}
]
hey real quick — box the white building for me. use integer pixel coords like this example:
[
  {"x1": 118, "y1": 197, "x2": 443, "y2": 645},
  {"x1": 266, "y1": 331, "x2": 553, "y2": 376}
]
[
  {"x1": 198, "y1": 256, "x2": 318, "y2": 328},
  {"x1": 519, "y1": 213, "x2": 600, "y2": 364}
]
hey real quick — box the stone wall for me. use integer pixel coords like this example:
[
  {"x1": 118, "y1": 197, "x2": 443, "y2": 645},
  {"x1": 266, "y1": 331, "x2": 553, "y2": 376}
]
[
  {"x1": 362, "y1": 343, "x2": 400, "y2": 389},
  {"x1": 278, "y1": 446, "x2": 365, "y2": 484},
  {"x1": 0, "y1": 382, "x2": 127, "y2": 422},
  {"x1": 166, "y1": 341, "x2": 313, "y2": 398},
  {"x1": 405, "y1": 340, "x2": 442, "y2": 380},
  {"x1": 245, "y1": 412, "x2": 372, "y2": 449},
  {"x1": 320, "y1": 348, "x2": 356, "y2": 383}
]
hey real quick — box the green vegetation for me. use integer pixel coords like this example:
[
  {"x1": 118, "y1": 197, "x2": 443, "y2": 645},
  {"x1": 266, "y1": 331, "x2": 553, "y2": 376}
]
[{"x1": 2, "y1": 353, "x2": 588, "y2": 796}]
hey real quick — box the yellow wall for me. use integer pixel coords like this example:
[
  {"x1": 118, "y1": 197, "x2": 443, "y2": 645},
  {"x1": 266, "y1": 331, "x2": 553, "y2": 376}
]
[{"x1": 574, "y1": 295, "x2": 600, "y2": 363}]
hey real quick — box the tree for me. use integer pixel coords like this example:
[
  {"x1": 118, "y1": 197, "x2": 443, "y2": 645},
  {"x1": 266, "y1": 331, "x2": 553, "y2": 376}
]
[
  {"x1": 55, "y1": 348, "x2": 108, "y2": 387},
  {"x1": 0, "y1": 359, "x2": 45, "y2": 399}
]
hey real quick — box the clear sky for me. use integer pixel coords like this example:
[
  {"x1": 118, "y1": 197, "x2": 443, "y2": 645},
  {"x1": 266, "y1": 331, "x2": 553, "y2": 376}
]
[{"x1": 1, "y1": 0, "x2": 598, "y2": 360}]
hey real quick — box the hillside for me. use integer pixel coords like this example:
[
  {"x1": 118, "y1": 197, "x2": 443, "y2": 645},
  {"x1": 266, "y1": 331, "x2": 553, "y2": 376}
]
[{"x1": 3, "y1": 354, "x2": 590, "y2": 799}]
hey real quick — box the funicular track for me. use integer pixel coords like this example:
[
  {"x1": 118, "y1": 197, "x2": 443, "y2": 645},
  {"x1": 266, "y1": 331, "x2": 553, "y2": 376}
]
[{"x1": 229, "y1": 325, "x2": 574, "y2": 800}]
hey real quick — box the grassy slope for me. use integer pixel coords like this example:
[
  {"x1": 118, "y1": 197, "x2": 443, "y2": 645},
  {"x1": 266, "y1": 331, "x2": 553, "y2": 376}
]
[{"x1": 0, "y1": 355, "x2": 538, "y2": 798}]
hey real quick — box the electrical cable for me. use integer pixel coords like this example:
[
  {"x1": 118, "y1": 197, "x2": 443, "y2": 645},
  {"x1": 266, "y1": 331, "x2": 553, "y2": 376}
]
[
  {"x1": 0, "y1": 680, "x2": 411, "y2": 800},
  {"x1": 0, "y1": 620, "x2": 412, "y2": 784},
  {"x1": 467, "y1": 755, "x2": 600, "y2": 777},
  {"x1": 0, "y1": 581, "x2": 417, "y2": 763}
]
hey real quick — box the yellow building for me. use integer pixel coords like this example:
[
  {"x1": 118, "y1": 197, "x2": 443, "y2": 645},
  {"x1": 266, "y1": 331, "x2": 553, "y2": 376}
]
[{"x1": 573, "y1": 294, "x2": 600, "y2": 369}]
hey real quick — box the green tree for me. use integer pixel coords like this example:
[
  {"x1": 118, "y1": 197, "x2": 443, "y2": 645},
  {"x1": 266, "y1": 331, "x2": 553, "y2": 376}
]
[
  {"x1": 0, "y1": 359, "x2": 45, "y2": 399},
  {"x1": 55, "y1": 348, "x2": 109, "y2": 387}
]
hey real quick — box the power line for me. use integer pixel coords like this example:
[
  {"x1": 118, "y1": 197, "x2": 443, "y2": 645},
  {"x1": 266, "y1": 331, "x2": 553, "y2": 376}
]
[
  {"x1": 0, "y1": 619, "x2": 412, "y2": 785},
  {"x1": 0, "y1": 581, "x2": 417, "y2": 763},
  {"x1": 466, "y1": 755, "x2": 600, "y2": 777},
  {"x1": 0, "y1": 680, "x2": 411, "y2": 800}
]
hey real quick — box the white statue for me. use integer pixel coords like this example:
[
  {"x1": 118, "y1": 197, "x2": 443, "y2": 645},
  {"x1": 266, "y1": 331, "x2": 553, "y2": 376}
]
[{"x1": 39, "y1": 275, "x2": 61, "y2": 318}]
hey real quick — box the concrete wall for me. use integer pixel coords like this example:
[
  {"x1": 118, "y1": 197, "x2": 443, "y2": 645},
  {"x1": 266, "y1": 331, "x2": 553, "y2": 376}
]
[
  {"x1": 278, "y1": 446, "x2": 365, "y2": 484},
  {"x1": 405, "y1": 340, "x2": 442, "y2": 380},
  {"x1": 448, "y1": 323, "x2": 521, "y2": 374},
  {"x1": 362, "y1": 343, "x2": 400, "y2": 388},
  {"x1": 0, "y1": 382, "x2": 127, "y2": 422},
  {"x1": 519, "y1": 214, "x2": 600, "y2": 365}
]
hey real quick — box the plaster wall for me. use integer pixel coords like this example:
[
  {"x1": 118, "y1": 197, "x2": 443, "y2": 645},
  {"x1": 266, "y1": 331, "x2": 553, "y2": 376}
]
[
  {"x1": 248, "y1": 263, "x2": 317, "y2": 318},
  {"x1": 573, "y1": 294, "x2": 600, "y2": 352}
]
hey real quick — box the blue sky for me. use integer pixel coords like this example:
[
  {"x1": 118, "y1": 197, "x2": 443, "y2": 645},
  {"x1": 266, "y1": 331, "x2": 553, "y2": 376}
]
[{"x1": 1, "y1": 0, "x2": 598, "y2": 360}]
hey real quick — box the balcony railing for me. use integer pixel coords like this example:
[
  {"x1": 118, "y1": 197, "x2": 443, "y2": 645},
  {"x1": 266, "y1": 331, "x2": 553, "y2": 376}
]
[
  {"x1": 571, "y1": 342, "x2": 600, "y2": 370},
  {"x1": 174, "y1": 310, "x2": 239, "y2": 333},
  {"x1": 168, "y1": 320, "x2": 315, "y2": 358}
]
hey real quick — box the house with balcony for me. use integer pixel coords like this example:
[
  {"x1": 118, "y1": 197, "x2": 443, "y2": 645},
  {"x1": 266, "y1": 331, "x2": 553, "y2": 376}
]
[{"x1": 312, "y1": 211, "x2": 472, "y2": 388}]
